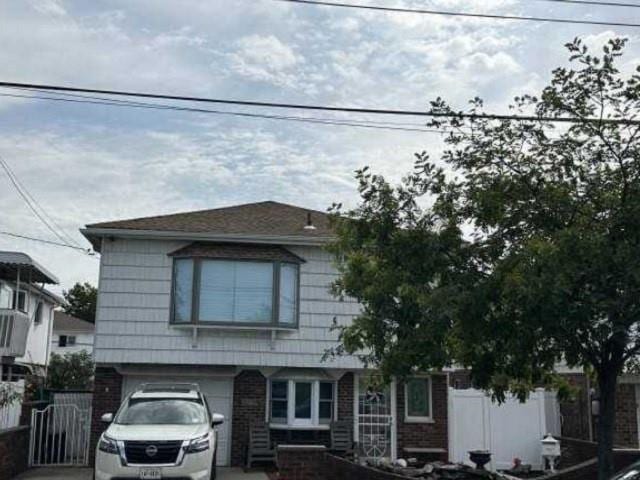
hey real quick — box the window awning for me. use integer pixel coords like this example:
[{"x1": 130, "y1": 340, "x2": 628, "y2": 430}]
[
  {"x1": 168, "y1": 242, "x2": 305, "y2": 264},
  {"x1": 0, "y1": 251, "x2": 59, "y2": 284}
]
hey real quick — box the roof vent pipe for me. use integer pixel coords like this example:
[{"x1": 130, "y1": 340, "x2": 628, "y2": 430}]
[{"x1": 303, "y1": 212, "x2": 317, "y2": 231}]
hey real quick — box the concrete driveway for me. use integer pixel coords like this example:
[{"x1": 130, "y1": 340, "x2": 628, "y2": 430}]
[{"x1": 13, "y1": 467, "x2": 270, "y2": 480}]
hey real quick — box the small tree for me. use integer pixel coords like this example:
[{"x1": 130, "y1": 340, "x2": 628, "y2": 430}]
[
  {"x1": 330, "y1": 38, "x2": 640, "y2": 479},
  {"x1": 62, "y1": 282, "x2": 97, "y2": 323},
  {"x1": 47, "y1": 351, "x2": 94, "y2": 390}
]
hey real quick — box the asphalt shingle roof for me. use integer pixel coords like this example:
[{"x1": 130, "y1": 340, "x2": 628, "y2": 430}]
[
  {"x1": 53, "y1": 311, "x2": 94, "y2": 333},
  {"x1": 85, "y1": 201, "x2": 333, "y2": 238}
]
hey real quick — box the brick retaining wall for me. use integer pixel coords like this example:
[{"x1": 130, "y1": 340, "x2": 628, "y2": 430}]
[
  {"x1": 0, "y1": 425, "x2": 30, "y2": 479},
  {"x1": 277, "y1": 445, "x2": 327, "y2": 480}
]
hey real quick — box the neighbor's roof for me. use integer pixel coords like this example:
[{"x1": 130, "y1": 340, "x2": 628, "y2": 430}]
[
  {"x1": 53, "y1": 311, "x2": 94, "y2": 333},
  {"x1": 82, "y1": 201, "x2": 334, "y2": 250},
  {"x1": 0, "y1": 251, "x2": 59, "y2": 284}
]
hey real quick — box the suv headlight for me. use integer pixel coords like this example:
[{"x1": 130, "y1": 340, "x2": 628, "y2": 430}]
[
  {"x1": 184, "y1": 433, "x2": 210, "y2": 454},
  {"x1": 98, "y1": 434, "x2": 119, "y2": 454}
]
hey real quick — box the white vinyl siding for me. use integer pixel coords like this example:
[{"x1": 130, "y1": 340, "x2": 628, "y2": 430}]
[{"x1": 94, "y1": 239, "x2": 362, "y2": 368}]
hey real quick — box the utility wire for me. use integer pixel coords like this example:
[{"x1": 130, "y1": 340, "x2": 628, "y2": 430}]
[
  {"x1": 0, "y1": 91, "x2": 447, "y2": 134},
  {"x1": 0, "y1": 230, "x2": 94, "y2": 254},
  {"x1": 274, "y1": 0, "x2": 640, "y2": 27},
  {"x1": 527, "y1": 0, "x2": 640, "y2": 8},
  {"x1": 0, "y1": 155, "x2": 83, "y2": 248},
  {"x1": 1, "y1": 81, "x2": 639, "y2": 125},
  {"x1": 0, "y1": 156, "x2": 83, "y2": 249}
]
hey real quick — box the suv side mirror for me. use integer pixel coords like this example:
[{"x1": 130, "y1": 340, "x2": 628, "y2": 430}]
[
  {"x1": 101, "y1": 413, "x2": 114, "y2": 424},
  {"x1": 211, "y1": 413, "x2": 224, "y2": 427}
]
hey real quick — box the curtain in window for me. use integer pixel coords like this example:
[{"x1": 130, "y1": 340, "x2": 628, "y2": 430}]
[
  {"x1": 173, "y1": 259, "x2": 194, "y2": 323},
  {"x1": 199, "y1": 260, "x2": 273, "y2": 323},
  {"x1": 407, "y1": 378, "x2": 430, "y2": 417},
  {"x1": 279, "y1": 264, "x2": 297, "y2": 324}
]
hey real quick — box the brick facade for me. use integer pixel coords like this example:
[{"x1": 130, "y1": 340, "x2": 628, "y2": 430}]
[
  {"x1": 338, "y1": 372, "x2": 354, "y2": 422},
  {"x1": 90, "y1": 366, "x2": 123, "y2": 466},
  {"x1": 614, "y1": 383, "x2": 638, "y2": 448},
  {"x1": 230, "y1": 369, "x2": 267, "y2": 467},
  {"x1": 0, "y1": 426, "x2": 30, "y2": 480},
  {"x1": 395, "y1": 374, "x2": 448, "y2": 461}
]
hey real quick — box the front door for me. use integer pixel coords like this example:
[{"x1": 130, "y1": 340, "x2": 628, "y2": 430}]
[{"x1": 355, "y1": 375, "x2": 396, "y2": 461}]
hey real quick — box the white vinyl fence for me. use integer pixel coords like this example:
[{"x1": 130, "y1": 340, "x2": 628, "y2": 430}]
[
  {"x1": 0, "y1": 380, "x2": 25, "y2": 430},
  {"x1": 449, "y1": 387, "x2": 561, "y2": 471}
]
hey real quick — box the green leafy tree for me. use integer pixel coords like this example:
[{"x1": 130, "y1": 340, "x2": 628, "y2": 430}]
[
  {"x1": 329, "y1": 38, "x2": 640, "y2": 479},
  {"x1": 47, "y1": 351, "x2": 94, "y2": 390},
  {"x1": 62, "y1": 282, "x2": 97, "y2": 323}
]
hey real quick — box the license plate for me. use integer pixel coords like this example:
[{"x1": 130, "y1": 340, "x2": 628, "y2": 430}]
[{"x1": 139, "y1": 468, "x2": 162, "y2": 480}]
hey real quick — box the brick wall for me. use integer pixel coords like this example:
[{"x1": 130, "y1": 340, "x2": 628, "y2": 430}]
[
  {"x1": 0, "y1": 426, "x2": 30, "y2": 479},
  {"x1": 277, "y1": 445, "x2": 327, "y2": 480},
  {"x1": 90, "y1": 366, "x2": 123, "y2": 466},
  {"x1": 614, "y1": 383, "x2": 638, "y2": 448},
  {"x1": 396, "y1": 374, "x2": 448, "y2": 461},
  {"x1": 231, "y1": 370, "x2": 267, "y2": 467},
  {"x1": 558, "y1": 373, "x2": 592, "y2": 441},
  {"x1": 338, "y1": 372, "x2": 354, "y2": 422}
]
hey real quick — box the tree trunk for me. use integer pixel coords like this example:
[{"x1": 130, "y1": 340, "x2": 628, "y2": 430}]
[{"x1": 597, "y1": 367, "x2": 619, "y2": 480}]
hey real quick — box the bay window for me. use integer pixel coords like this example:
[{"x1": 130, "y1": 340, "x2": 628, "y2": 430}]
[
  {"x1": 269, "y1": 379, "x2": 336, "y2": 427},
  {"x1": 171, "y1": 256, "x2": 299, "y2": 327}
]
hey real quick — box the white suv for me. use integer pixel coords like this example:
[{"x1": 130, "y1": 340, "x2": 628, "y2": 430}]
[{"x1": 95, "y1": 383, "x2": 224, "y2": 480}]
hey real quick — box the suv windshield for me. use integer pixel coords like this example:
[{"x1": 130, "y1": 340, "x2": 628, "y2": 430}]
[{"x1": 116, "y1": 398, "x2": 208, "y2": 425}]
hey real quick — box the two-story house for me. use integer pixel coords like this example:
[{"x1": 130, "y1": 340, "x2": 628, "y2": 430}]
[
  {"x1": 0, "y1": 251, "x2": 61, "y2": 380},
  {"x1": 83, "y1": 201, "x2": 449, "y2": 467},
  {"x1": 51, "y1": 311, "x2": 94, "y2": 357}
]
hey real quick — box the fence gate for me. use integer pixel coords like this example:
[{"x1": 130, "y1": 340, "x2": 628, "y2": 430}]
[{"x1": 29, "y1": 403, "x2": 92, "y2": 466}]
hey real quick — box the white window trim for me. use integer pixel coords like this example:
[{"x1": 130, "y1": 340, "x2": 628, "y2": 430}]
[
  {"x1": 404, "y1": 376, "x2": 434, "y2": 424},
  {"x1": 268, "y1": 379, "x2": 336, "y2": 429}
]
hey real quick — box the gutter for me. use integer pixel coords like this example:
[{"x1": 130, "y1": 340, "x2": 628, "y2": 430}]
[{"x1": 81, "y1": 227, "x2": 335, "y2": 251}]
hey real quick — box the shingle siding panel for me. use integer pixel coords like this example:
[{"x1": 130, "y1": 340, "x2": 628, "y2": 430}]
[{"x1": 94, "y1": 238, "x2": 362, "y2": 369}]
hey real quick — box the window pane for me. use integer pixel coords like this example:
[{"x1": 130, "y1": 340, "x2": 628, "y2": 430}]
[
  {"x1": 271, "y1": 400, "x2": 288, "y2": 423},
  {"x1": 199, "y1": 260, "x2": 273, "y2": 323},
  {"x1": 320, "y1": 382, "x2": 333, "y2": 401},
  {"x1": 271, "y1": 381, "x2": 287, "y2": 399},
  {"x1": 278, "y1": 264, "x2": 298, "y2": 324},
  {"x1": 407, "y1": 378, "x2": 430, "y2": 417},
  {"x1": 173, "y1": 259, "x2": 193, "y2": 323},
  {"x1": 319, "y1": 401, "x2": 332, "y2": 421},
  {"x1": 294, "y1": 382, "x2": 312, "y2": 419},
  {"x1": 234, "y1": 262, "x2": 273, "y2": 322}
]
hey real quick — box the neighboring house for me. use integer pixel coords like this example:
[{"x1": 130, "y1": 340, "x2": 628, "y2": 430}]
[
  {"x1": 82, "y1": 201, "x2": 449, "y2": 467},
  {"x1": 51, "y1": 311, "x2": 94, "y2": 357},
  {"x1": 0, "y1": 251, "x2": 62, "y2": 380}
]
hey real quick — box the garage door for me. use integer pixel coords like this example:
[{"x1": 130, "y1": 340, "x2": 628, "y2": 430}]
[{"x1": 122, "y1": 375, "x2": 233, "y2": 466}]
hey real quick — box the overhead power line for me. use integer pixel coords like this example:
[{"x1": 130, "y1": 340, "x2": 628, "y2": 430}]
[
  {"x1": 0, "y1": 91, "x2": 445, "y2": 134},
  {"x1": 1, "y1": 81, "x2": 639, "y2": 126},
  {"x1": 0, "y1": 155, "x2": 83, "y2": 248},
  {"x1": 529, "y1": 0, "x2": 640, "y2": 8},
  {"x1": 0, "y1": 230, "x2": 94, "y2": 254},
  {"x1": 0, "y1": 156, "x2": 83, "y2": 248},
  {"x1": 274, "y1": 0, "x2": 640, "y2": 27}
]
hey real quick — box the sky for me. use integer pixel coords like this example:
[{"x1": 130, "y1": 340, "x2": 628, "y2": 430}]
[{"x1": 0, "y1": 0, "x2": 638, "y2": 293}]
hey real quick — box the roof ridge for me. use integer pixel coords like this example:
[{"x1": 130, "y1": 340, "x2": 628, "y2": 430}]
[{"x1": 85, "y1": 200, "x2": 329, "y2": 228}]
